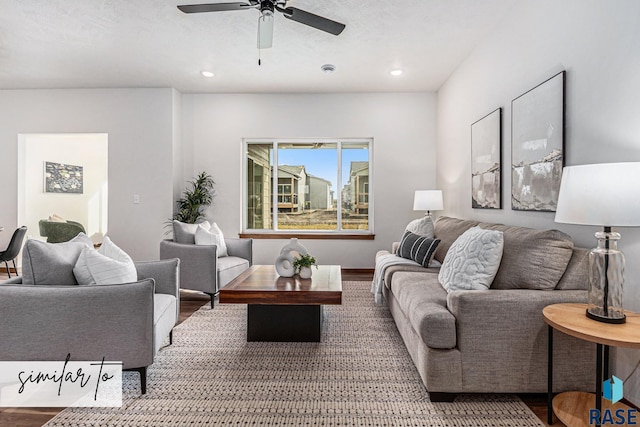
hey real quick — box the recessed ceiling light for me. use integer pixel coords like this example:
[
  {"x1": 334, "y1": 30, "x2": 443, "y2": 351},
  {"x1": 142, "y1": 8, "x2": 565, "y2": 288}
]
[
  {"x1": 201, "y1": 71, "x2": 214, "y2": 78},
  {"x1": 390, "y1": 69, "x2": 403, "y2": 76},
  {"x1": 321, "y1": 64, "x2": 336, "y2": 73}
]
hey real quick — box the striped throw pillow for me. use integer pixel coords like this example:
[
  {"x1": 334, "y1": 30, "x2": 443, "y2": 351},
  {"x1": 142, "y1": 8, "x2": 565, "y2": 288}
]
[{"x1": 396, "y1": 231, "x2": 440, "y2": 267}]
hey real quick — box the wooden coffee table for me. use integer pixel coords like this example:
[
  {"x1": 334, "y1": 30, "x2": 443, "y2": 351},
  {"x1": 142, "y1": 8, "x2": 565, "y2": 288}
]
[{"x1": 219, "y1": 265, "x2": 342, "y2": 342}]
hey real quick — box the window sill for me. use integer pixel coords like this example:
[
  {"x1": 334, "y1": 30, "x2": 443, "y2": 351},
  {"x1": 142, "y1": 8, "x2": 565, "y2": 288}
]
[{"x1": 239, "y1": 233, "x2": 375, "y2": 240}]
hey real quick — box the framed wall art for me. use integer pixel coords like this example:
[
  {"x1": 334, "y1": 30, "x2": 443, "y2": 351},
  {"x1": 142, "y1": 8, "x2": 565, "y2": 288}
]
[
  {"x1": 511, "y1": 71, "x2": 565, "y2": 212},
  {"x1": 44, "y1": 161, "x2": 84, "y2": 194},
  {"x1": 471, "y1": 108, "x2": 502, "y2": 209}
]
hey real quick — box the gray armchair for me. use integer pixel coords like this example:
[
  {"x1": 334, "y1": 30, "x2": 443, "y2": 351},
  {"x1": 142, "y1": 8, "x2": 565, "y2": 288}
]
[
  {"x1": 160, "y1": 237, "x2": 252, "y2": 308},
  {"x1": 0, "y1": 258, "x2": 179, "y2": 394}
]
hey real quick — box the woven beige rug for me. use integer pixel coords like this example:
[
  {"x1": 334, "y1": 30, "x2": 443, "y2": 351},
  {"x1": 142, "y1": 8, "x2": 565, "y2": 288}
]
[{"x1": 45, "y1": 281, "x2": 544, "y2": 426}]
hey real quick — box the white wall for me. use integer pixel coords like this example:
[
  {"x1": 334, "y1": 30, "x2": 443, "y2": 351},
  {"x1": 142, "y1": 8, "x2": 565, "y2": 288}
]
[
  {"x1": 18, "y1": 133, "x2": 108, "y2": 244},
  {"x1": 0, "y1": 88, "x2": 175, "y2": 261},
  {"x1": 437, "y1": 0, "x2": 640, "y2": 405},
  {"x1": 182, "y1": 93, "x2": 437, "y2": 267}
]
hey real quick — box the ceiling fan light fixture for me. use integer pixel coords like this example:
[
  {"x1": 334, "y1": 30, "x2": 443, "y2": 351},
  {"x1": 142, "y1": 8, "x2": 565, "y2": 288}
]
[
  {"x1": 321, "y1": 64, "x2": 336, "y2": 73},
  {"x1": 258, "y1": 10, "x2": 274, "y2": 49},
  {"x1": 201, "y1": 71, "x2": 215, "y2": 77}
]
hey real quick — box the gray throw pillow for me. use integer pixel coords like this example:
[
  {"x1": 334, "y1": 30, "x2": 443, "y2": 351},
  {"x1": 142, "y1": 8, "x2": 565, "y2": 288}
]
[
  {"x1": 22, "y1": 239, "x2": 89, "y2": 285},
  {"x1": 173, "y1": 220, "x2": 210, "y2": 244}
]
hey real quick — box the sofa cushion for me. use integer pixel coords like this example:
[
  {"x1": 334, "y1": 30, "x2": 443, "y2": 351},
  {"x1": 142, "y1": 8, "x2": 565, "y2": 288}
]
[
  {"x1": 22, "y1": 239, "x2": 90, "y2": 285},
  {"x1": 478, "y1": 222, "x2": 574, "y2": 290},
  {"x1": 390, "y1": 271, "x2": 456, "y2": 349},
  {"x1": 396, "y1": 231, "x2": 440, "y2": 267},
  {"x1": 555, "y1": 248, "x2": 589, "y2": 290},
  {"x1": 218, "y1": 256, "x2": 250, "y2": 289},
  {"x1": 439, "y1": 227, "x2": 504, "y2": 292},
  {"x1": 194, "y1": 223, "x2": 227, "y2": 257},
  {"x1": 433, "y1": 216, "x2": 479, "y2": 263}
]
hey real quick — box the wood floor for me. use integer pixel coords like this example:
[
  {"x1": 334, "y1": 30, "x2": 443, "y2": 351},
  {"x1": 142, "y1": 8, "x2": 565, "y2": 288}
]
[{"x1": 0, "y1": 270, "x2": 556, "y2": 427}]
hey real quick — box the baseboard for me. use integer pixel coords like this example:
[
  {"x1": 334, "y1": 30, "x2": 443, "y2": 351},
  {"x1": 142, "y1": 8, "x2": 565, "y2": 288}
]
[{"x1": 341, "y1": 268, "x2": 374, "y2": 275}]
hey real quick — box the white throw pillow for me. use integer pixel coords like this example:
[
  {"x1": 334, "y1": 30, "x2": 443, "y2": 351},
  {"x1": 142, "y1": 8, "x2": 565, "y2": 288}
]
[
  {"x1": 405, "y1": 215, "x2": 435, "y2": 238},
  {"x1": 73, "y1": 236, "x2": 137, "y2": 285},
  {"x1": 438, "y1": 226, "x2": 504, "y2": 292},
  {"x1": 194, "y1": 222, "x2": 228, "y2": 256}
]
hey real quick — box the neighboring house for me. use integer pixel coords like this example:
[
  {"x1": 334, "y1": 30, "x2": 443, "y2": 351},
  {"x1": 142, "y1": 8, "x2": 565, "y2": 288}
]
[
  {"x1": 344, "y1": 161, "x2": 369, "y2": 215},
  {"x1": 276, "y1": 165, "x2": 306, "y2": 213},
  {"x1": 306, "y1": 174, "x2": 332, "y2": 210}
]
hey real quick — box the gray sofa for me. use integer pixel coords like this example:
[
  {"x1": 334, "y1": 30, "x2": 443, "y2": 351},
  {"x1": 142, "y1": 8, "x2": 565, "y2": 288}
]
[
  {"x1": 160, "y1": 237, "x2": 252, "y2": 308},
  {"x1": 378, "y1": 216, "x2": 595, "y2": 400},
  {"x1": 0, "y1": 258, "x2": 179, "y2": 394}
]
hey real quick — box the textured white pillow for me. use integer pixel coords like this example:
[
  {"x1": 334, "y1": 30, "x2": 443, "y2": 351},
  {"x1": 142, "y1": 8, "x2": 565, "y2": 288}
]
[
  {"x1": 405, "y1": 215, "x2": 435, "y2": 238},
  {"x1": 200, "y1": 222, "x2": 228, "y2": 257},
  {"x1": 73, "y1": 237, "x2": 137, "y2": 285},
  {"x1": 438, "y1": 226, "x2": 504, "y2": 292},
  {"x1": 194, "y1": 223, "x2": 225, "y2": 257}
]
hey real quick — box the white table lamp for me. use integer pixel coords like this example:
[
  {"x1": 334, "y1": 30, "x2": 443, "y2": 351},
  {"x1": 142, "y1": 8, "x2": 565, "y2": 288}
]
[
  {"x1": 555, "y1": 162, "x2": 640, "y2": 323},
  {"x1": 413, "y1": 190, "x2": 443, "y2": 217}
]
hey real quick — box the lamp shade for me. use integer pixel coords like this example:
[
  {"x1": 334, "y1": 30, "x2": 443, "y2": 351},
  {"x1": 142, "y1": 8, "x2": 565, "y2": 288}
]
[
  {"x1": 413, "y1": 190, "x2": 443, "y2": 211},
  {"x1": 555, "y1": 162, "x2": 640, "y2": 227}
]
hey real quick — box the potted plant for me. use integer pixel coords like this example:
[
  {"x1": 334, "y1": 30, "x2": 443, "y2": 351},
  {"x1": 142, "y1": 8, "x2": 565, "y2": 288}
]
[
  {"x1": 293, "y1": 254, "x2": 317, "y2": 279},
  {"x1": 171, "y1": 171, "x2": 215, "y2": 222}
]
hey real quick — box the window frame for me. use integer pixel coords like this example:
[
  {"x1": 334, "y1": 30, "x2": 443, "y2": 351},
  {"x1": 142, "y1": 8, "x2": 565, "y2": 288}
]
[{"x1": 242, "y1": 138, "x2": 374, "y2": 238}]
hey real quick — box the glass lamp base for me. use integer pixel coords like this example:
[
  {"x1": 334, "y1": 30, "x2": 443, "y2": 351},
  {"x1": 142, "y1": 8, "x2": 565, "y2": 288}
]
[{"x1": 586, "y1": 308, "x2": 626, "y2": 324}]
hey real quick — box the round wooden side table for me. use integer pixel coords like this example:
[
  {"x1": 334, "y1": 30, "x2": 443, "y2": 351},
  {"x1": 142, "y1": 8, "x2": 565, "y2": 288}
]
[{"x1": 543, "y1": 303, "x2": 640, "y2": 427}]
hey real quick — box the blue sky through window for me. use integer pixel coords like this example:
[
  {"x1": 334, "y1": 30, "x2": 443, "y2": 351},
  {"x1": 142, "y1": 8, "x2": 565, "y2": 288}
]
[{"x1": 277, "y1": 146, "x2": 368, "y2": 190}]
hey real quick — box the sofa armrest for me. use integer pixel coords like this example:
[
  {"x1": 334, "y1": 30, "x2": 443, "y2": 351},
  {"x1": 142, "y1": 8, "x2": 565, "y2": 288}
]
[
  {"x1": 135, "y1": 259, "x2": 179, "y2": 298},
  {"x1": 136, "y1": 258, "x2": 180, "y2": 321},
  {"x1": 447, "y1": 289, "x2": 588, "y2": 351},
  {"x1": 0, "y1": 280, "x2": 155, "y2": 370},
  {"x1": 159, "y1": 239, "x2": 218, "y2": 294},
  {"x1": 391, "y1": 242, "x2": 400, "y2": 254},
  {"x1": 226, "y1": 238, "x2": 253, "y2": 265}
]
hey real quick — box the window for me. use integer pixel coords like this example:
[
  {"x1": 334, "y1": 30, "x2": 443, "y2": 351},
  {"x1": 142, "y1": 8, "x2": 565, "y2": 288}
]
[{"x1": 243, "y1": 139, "x2": 373, "y2": 236}]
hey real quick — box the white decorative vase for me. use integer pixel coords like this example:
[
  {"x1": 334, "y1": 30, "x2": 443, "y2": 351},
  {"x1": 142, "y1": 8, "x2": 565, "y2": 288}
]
[
  {"x1": 275, "y1": 252, "x2": 295, "y2": 277},
  {"x1": 299, "y1": 266, "x2": 312, "y2": 279},
  {"x1": 280, "y1": 238, "x2": 308, "y2": 257},
  {"x1": 275, "y1": 238, "x2": 308, "y2": 277}
]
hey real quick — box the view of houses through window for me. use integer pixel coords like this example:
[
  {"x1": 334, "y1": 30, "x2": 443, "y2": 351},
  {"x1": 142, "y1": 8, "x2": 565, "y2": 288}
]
[{"x1": 245, "y1": 140, "x2": 371, "y2": 233}]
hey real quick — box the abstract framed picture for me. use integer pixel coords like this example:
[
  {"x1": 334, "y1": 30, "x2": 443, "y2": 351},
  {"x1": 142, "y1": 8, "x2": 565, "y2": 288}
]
[
  {"x1": 471, "y1": 108, "x2": 502, "y2": 209},
  {"x1": 511, "y1": 70, "x2": 565, "y2": 212},
  {"x1": 44, "y1": 161, "x2": 84, "y2": 194}
]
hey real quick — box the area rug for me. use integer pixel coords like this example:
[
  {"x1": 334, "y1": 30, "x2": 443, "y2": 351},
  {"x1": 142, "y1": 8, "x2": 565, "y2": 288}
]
[{"x1": 45, "y1": 281, "x2": 544, "y2": 426}]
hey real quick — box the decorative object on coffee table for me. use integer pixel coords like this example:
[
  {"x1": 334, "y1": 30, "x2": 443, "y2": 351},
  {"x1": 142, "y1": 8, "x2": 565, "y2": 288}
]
[
  {"x1": 275, "y1": 238, "x2": 308, "y2": 277},
  {"x1": 293, "y1": 254, "x2": 317, "y2": 279},
  {"x1": 555, "y1": 162, "x2": 640, "y2": 324}
]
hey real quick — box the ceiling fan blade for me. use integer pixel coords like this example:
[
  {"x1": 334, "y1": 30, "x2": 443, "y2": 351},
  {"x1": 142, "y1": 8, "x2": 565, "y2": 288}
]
[
  {"x1": 257, "y1": 12, "x2": 274, "y2": 49},
  {"x1": 177, "y1": 2, "x2": 254, "y2": 13},
  {"x1": 281, "y1": 7, "x2": 345, "y2": 35}
]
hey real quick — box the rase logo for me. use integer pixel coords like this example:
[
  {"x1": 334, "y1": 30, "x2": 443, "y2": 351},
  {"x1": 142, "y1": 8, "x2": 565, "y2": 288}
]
[{"x1": 589, "y1": 376, "x2": 637, "y2": 425}]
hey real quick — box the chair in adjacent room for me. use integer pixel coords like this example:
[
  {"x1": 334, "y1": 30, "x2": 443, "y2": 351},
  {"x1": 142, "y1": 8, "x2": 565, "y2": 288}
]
[
  {"x1": 38, "y1": 219, "x2": 85, "y2": 243},
  {"x1": 0, "y1": 226, "x2": 27, "y2": 278}
]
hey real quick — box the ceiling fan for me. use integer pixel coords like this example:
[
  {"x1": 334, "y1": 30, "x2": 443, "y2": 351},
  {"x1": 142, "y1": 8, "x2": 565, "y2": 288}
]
[{"x1": 177, "y1": 0, "x2": 346, "y2": 49}]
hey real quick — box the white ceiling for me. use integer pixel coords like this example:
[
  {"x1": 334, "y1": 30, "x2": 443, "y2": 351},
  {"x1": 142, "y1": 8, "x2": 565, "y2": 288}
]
[{"x1": 0, "y1": 0, "x2": 519, "y2": 93}]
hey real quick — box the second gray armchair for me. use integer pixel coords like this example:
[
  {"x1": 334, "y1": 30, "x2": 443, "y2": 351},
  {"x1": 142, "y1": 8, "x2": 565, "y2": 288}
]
[{"x1": 160, "y1": 237, "x2": 252, "y2": 308}]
